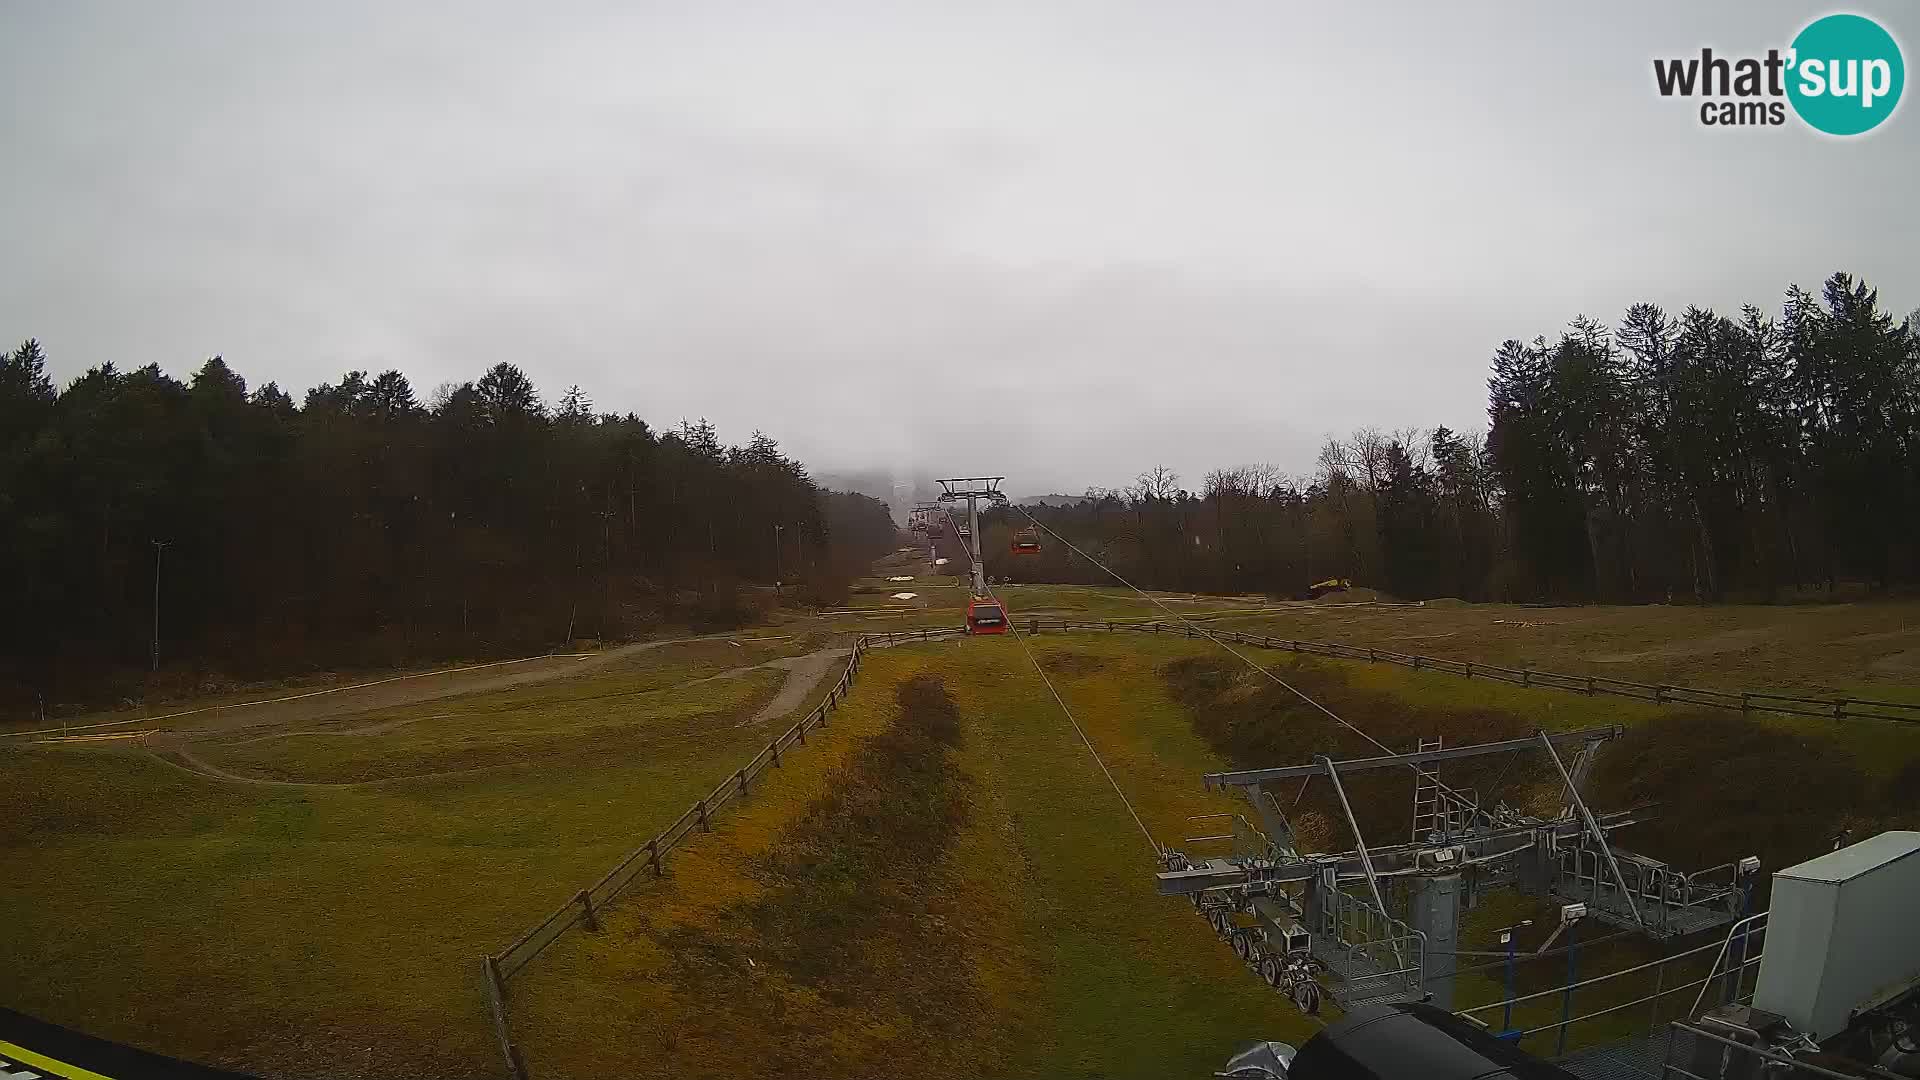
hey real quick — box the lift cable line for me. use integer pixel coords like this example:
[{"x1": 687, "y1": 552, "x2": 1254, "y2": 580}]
[
  {"x1": 1011, "y1": 504, "x2": 1389, "y2": 753},
  {"x1": 939, "y1": 502, "x2": 1159, "y2": 857},
  {"x1": 1004, "y1": 614, "x2": 1161, "y2": 858},
  {"x1": 990, "y1": 506, "x2": 1769, "y2": 1035},
  {"x1": 1009, "y1": 503, "x2": 1484, "y2": 813}
]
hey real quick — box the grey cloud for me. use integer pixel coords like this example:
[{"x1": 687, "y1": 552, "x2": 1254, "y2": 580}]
[{"x1": 4, "y1": 1, "x2": 1916, "y2": 498}]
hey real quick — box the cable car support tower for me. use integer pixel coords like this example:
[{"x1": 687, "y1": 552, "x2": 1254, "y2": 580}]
[{"x1": 935, "y1": 476, "x2": 1006, "y2": 597}]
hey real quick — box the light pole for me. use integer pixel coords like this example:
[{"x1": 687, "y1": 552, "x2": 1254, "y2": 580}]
[
  {"x1": 1495, "y1": 919, "x2": 1533, "y2": 1037},
  {"x1": 772, "y1": 524, "x2": 784, "y2": 590},
  {"x1": 151, "y1": 539, "x2": 168, "y2": 672}
]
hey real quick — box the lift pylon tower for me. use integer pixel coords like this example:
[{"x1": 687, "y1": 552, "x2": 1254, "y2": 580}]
[
  {"x1": 935, "y1": 477, "x2": 1006, "y2": 596},
  {"x1": 1157, "y1": 727, "x2": 1762, "y2": 1014}
]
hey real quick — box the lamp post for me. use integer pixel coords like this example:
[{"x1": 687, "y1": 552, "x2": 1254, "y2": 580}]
[
  {"x1": 773, "y1": 523, "x2": 784, "y2": 590},
  {"x1": 1548, "y1": 904, "x2": 1587, "y2": 1057},
  {"x1": 1496, "y1": 919, "x2": 1533, "y2": 1037},
  {"x1": 151, "y1": 539, "x2": 168, "y2": 672}
]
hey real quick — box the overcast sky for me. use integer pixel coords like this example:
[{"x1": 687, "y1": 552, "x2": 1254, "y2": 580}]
[{"x1": 4, "y1": 2, "x2": 1916, "y2": 496}]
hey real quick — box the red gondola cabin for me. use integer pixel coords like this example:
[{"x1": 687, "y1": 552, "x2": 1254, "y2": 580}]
[
  {"x1": 1011, "y1": 527, "x2": 1041, "y2": 554},
  {"x1": 965, "y1": 598, "x2": 1008, "y2": 634}
]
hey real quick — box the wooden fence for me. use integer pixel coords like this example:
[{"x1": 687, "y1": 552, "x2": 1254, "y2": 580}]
[
  {"x1": 481, "y1": 626, "x2": 965, "y2": 1078},
  {"x1": 1022, "y1": 617, "x2": 1920, "y2": 725},
  {"x1": 478, "y1": 614, "x2": 1917, "y2": 1076}
]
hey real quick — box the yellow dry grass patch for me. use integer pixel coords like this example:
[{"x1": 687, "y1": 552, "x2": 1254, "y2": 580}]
[
  {"x1": 508, "y1": 635, "x2": 1310, "y2": 1080},
  {"x1": 512, "y1": 650, "x2": 977, "y2": 1080}
]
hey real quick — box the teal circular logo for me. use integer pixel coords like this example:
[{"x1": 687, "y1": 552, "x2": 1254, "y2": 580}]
[{"x1": 1787, "y1": 14, "x2": 1904, "y2": 135}]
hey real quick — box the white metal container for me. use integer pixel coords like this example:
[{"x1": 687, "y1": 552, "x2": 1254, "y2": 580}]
[{"x1": 1753, "y1": 831, "x2": 1920, "y2": 1041}]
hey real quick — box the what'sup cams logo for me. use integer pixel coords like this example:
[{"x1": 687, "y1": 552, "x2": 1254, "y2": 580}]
[{"x1": 1654, "y1": 13, "x2": 1904, "y2": 135}]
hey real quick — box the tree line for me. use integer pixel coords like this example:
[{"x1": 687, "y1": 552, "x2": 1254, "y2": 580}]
[
  {"x1": 984, "y1": 273, "x2": 1918, "y2": 604},
  {"x1": 0, "y1": 348, "x2": 896, "y2": 712}
]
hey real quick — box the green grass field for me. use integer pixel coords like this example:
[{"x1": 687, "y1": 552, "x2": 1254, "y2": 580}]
[
  {"x1": 0, "y1": 641, "x2": 808, "y2": 1079},
  {"x1": 512, "y1": 636, "x2": 1307, "y2": 1080},
  {"x1": 7, "y1": 586, "x2": 1920, "y2": 1079},
  {"x1": 507, "y1": 624, "x2": 1920, "y2": 1077}
]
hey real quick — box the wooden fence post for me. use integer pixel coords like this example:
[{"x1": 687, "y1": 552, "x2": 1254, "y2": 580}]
[
  {"x1": 1464, "y1": 662, "x2": 1473, "y2": 680},
  {"x1": 484, "y1": 956, "x2": 531, "y2": 1080},
  {"x1": 575, "y1": 889, "x2": 600, "y2": 932},
  {"x1": 735, "y1": 767, "x2": 749, "y2": 796},
  {"x1": 771, "y1": 741, "x2": 782, "y2": 768},
  {"x1": 1585, "y1": 676, "x2": 1596, "y2": 696},
  {"x1": 1523, "y1": 669, "x2": 1532, "y2": 688},
  {"x1": 1834, "y1": 698, "x2": 1847, "y2": 720},
  {"x1": 697, "y1": 799, "x2": 711, "y2": 832},
  {"x1": 1740, "y1": 693, "x2": 1751, "y2": 715},
  {"x1": 1412, "y1": 655, "x2": 1422, "y2": 671},
  {"x1": 648, "y1": 839, "x2": 663, "y2": 878}
]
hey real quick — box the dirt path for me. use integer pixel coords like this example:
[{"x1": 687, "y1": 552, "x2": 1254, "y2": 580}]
[
  {"x1": 131, "y1": 643, "x2": 854, "y2": 789},
  {"x1": 143, "y1": 741, "x2": 565, "y2": 790},
  {"x1": 5, "y1": 632, "x2": 797, "y2": 741},
  {"x1": 153, "y1": 745, "x2": 358, "y2": 788},
  {"x1": 144, "y1": 744, "x2": 524, "y2": 790},
  {"x1": 738, "y1": 648, "x2": 851, "y2": 728},
  {"x1": 219, "y1": 713, "x2": 453, "y2": 746}
]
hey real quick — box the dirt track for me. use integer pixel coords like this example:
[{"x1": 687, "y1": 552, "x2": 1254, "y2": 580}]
[
  {"x1": 109, "y1": 641, "x2": 852, "y2": 790},
  {"x1": 738, "y1": 648, "x2": 851, "y2": 728},
  {"x1": 5, "y1": 632, "x2": 797, "y2": 742}
]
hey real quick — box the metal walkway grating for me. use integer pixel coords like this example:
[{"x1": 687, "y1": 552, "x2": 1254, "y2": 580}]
[
  {"x1": 1554, "y1": 1029, "x2": 1673, "y2": 1080},
  {"x1": 1547, "y1": 882, "x2": 1740, "y2": 938}
]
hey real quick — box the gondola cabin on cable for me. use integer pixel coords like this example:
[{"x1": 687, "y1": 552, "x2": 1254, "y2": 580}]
[
  {"x1": 965, "y1": 597, "x2": 1008, "y2": 634},
  {"x1": 1010, "y1": 527, "x2": 1042, "y2": 554}
]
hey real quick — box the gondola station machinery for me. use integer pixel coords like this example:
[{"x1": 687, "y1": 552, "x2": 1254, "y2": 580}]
[{"x1": 1168, "y1": 718, "x2": 1920, "y2": 1079}]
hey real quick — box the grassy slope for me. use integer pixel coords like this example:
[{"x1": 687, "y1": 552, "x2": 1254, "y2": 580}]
[
  {"x1": 6, "y1": 624, "x2": 811, "y2": 736},
  {"x1": 195, "y1": 644, "x2": 794, "y2": 783},
  {"x1": 948, "y1": 634, "x2": 1312, "y2": 1077},
  {"x1": 512, "y1": 660, "x2": 988, "y2": 1080},
  {"x1": 513, "y1": 619, "x2": 1920, "y2": 1076},
  {"x1": 9, "y1": 591, "x2": 1920, "y2": 1077},
  {"x1": 512, "y1": 638, "x2": 1308, "y2": 1080},
  {"x1": 1137, "y1": 632, "x2": 1920, "y2": 1056},
  {"x1": 823, "y1": 581, "x2": 1280, "y2": 637},
  {"x1": 0, "y1": 661, "x2": 793, "y2": 1080},
  {"x1": 1208, "y1": 599, "x2": 1920, "y2": 701}
]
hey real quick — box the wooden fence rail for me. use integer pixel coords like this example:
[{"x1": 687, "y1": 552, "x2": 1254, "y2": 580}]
[
  {"x1": 479, "y1": 614, "x2": 1913, "y2": 1076},
  {"x1": 1018, "y1": 618, "x2": 1920, "y2": 725},
  {"x1": 481, "y1": 626, "x2": 964, "y2": 1078}
]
